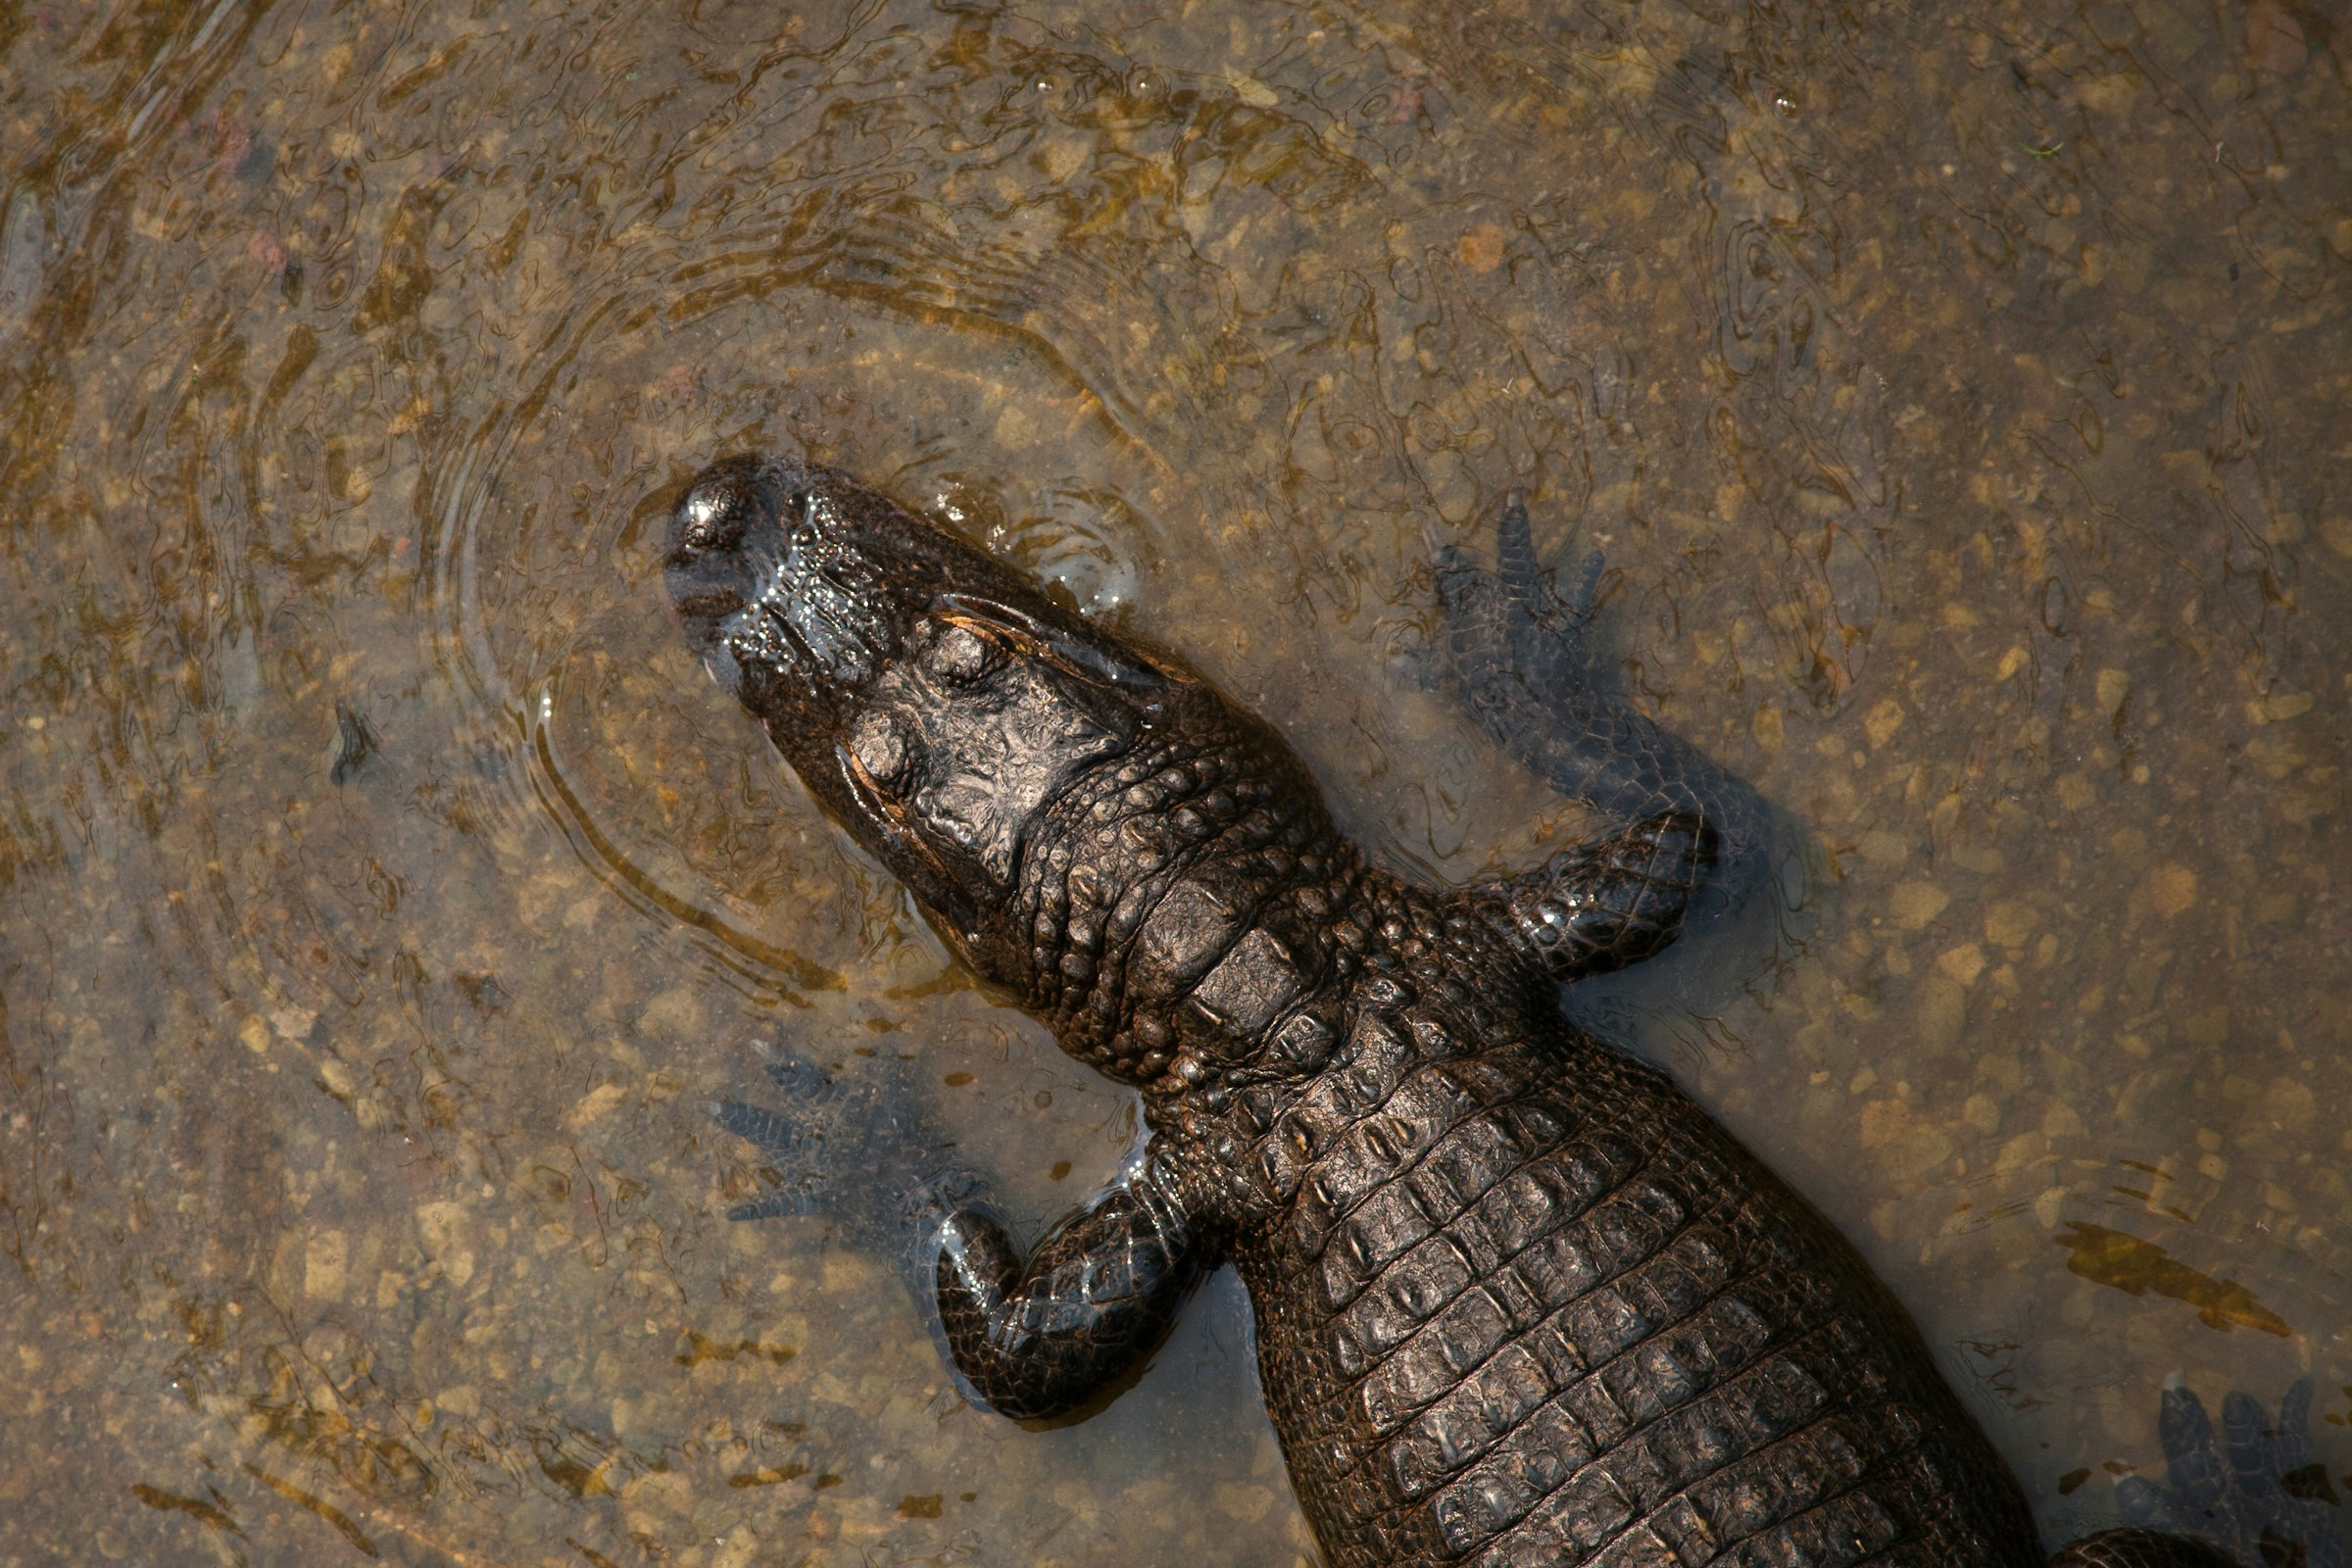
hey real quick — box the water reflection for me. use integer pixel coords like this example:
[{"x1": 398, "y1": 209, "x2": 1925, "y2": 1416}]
[{"x1": 0, "y1": 0, "x2": 2345, "y2": 1562}]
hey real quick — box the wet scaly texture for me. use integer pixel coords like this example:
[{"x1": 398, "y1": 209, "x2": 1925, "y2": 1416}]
[{"x1": 0, "y1": 2, "x2": 2347, "y2": 1565}]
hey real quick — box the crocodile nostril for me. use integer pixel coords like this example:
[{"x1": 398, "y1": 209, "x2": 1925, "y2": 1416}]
[{"x1": 847, "y1": 709, "x2": 914, "y2": 789}]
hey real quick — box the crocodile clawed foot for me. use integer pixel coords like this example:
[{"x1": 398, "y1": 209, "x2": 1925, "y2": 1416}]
[
  {"x1": 708, "y1": 1040, "x2": 909, "y2": 1235},
  {"x1": 2110, "y1": 1380, "x2": 2346, "y2": 1568},
  {"x1": 1436, "y1": 492, "x2": 1596, "y2": 708}
]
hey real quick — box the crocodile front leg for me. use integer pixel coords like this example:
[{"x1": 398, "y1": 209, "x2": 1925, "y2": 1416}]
[
  {"x1": 930, "y1": 1146, "x2": 1215, "y2": 1421},
  {"x1": 712, "y1": 1047, "x2": 1218, "y2": 1421},
  {"x1": 1465, "y1": 808, "x2": 1717, "y2": 980},
  {"x1": 1435, "y1": 492, "x2": 1767, "y2": 903}
]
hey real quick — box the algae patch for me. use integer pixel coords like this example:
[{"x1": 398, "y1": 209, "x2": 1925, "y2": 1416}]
[{"x1": 2053, "y1": 1222, "x2": 2291, "y2": 1337}]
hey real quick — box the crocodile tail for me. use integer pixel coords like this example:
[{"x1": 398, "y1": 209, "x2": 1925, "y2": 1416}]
[{"x1": 2047, "y1": 1528, "x2": 2244, "y2": 1568}]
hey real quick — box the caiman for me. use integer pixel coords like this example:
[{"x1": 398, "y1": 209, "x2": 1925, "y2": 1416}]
[{"x1": 661, "y1": 455, "x2": 2239, "y2": 1568}]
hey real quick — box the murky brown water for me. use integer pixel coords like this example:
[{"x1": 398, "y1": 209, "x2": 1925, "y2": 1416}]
[{"x1": 2, "y1": 1, "x2": 2347, "y2": 1563}]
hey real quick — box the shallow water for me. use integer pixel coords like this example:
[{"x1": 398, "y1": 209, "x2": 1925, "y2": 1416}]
[{"x1": 1, "y1": 1, "x2": 2347, "y2": 1563}]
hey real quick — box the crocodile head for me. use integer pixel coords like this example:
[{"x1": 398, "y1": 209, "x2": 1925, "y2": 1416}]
[
  {"x1": 663, "y1": 456, "x2": 1189, "y2": 984},
  {"x1": 665, "y1": 457, "x2": 1350, "y2": 1088}
]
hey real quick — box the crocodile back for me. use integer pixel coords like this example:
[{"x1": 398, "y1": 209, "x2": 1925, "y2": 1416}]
[{"x1": 1230, "y1": 986, "x2": 2041, "y2": 1568}]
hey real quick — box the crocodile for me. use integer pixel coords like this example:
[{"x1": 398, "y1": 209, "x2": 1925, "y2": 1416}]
[{"x1": 662, "y1": 454, "x2": 2241, "y2": 1568}]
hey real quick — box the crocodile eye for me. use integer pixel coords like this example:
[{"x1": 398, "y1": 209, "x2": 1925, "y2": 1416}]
[
  {"x1": 674, "y1": 475, "x2": 749, "y2": 559},
  {"x1": 847, "y1": 709, "x2": 914, "y2": 790},
  {"x1": 922, "y1": 621, "x2": 1004, "y2": 686}
]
